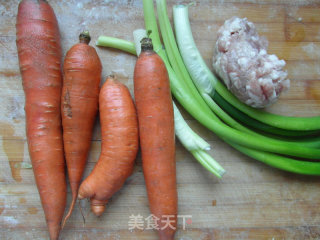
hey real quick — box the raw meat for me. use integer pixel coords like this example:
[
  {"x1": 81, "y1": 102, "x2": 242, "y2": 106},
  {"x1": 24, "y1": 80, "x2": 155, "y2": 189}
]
[{"x1": 212, "y1": 17, "x2": 290, "y2": 108}]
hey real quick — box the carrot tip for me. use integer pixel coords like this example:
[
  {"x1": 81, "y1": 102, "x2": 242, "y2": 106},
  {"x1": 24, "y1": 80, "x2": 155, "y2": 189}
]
[
  {"x1": 47, "y1": 222, "x2": 61, "y2": 240},
  {"x1": 91, "y1": 205, "x2": 106, "y2": 217},
  {"x1": 78, "y1": 199, "x2": 86, "y2": 226},
  {"x1": 77, "y1": 193, "x2": 85, "y2": 200},
  {"x1": 61, "y1": 195, "x2": 77, "y2": 229}
]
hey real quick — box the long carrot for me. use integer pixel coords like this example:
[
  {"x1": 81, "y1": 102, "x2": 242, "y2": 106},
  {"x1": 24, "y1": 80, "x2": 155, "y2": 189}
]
[
  {"x1": 16, "y1": 0, "x2": 66, "y2": 239},
  {"x1": 78, "y1": 75, "x2": 139, "y2": 216},
  {"x1": 61, "y1": 31, "x2": 102, "y2": 226},
  {"x1": 133, "y1": 38, "x2": 177, "y2": 240}
]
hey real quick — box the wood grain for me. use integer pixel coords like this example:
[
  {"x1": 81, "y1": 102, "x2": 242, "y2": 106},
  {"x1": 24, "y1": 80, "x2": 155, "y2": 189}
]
[{"x1": 0, "y1": 0, "x2": 320, "y2": 239}]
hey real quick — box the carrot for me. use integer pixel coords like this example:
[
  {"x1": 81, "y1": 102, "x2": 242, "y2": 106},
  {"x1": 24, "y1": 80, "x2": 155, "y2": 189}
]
[
  {"x1": 78, "y1": 75, "x2": 139, "y2": 216},
  {"x1": 61, "y1": 31, "x2": 102, "y2": 227},
  {"x1": 16, "y1": 0, "x2": 66, "y2": 239},
  {"x1": 133, "y1": 38, "x2": 177, "y2": 240}
]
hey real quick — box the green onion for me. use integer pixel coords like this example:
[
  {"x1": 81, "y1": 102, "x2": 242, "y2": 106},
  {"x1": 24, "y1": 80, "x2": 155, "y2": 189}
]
[
  {"x1": 213, "y1": 92, "x2": 318, "y2": 137},
  {"x1": 173, "y1": 103, "x2": 225, "y2": 178},
  {"x1": 156, "y1": 0, "x2": 320, "y2": 174},
  {"x1": 96, "y1": 37, "x2": 136, "y2": 55},
  {"x1": 133, "y1": 29, "x2": 147, "y2": 56},
  {"x1": 173, "y1": 4, "x2": 319, "y2": 137},
  {"x1": 231, "y1": 142, "x2": 320, "y2": 175},
  {"x1": 173, "y1": 4, "x2": 217, "y2": 97},
  {"x1": 173, "y1": 4, "x2": 320, "y2": 132},
  {"x1": 172, "y1": 4, "x2": 320, "y2": 149},
  {"x1": 214, "y1": 80, "x2": 320, "y2": 131},
  {"x1": 96, "y1": 36, "x2": 136, "y2": 55},
  {"x1": 156, "y1": 0, "x2": 320, "y2": 159}
]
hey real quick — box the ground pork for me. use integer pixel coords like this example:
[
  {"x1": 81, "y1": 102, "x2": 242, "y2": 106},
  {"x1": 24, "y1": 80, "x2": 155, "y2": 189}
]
[{"x1": 212, "y1": 17, "x2": 290, "y2": 108}]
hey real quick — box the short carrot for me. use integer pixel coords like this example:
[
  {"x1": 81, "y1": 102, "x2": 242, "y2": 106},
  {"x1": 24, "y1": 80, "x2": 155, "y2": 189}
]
[
  {"x1": 61, "y1": 31, "x2": 102, "y2": 226},
  {"x1": 16, "y1": 0, "x2": 66, "y2": 239},
  {"x1": 78, "y1": 75, "x2": 139, "y2": 216},
  {"x1": 133, "y1": 38, "x2": 177, "y2": 240}
]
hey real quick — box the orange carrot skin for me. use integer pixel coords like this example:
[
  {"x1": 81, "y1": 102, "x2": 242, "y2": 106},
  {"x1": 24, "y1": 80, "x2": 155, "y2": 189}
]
[
  {"x1": 134, "y1": 45, "x2": 177, "y2": 240},
  {"x1": 78, "y1": 76, "x2": 139, "y2": 217},
  {"x1": 16, "y1": 0, "x2": 66, "y2": 239},
  {"x1": 61, "y1": 32, "x2": 102, "y2": 224}
]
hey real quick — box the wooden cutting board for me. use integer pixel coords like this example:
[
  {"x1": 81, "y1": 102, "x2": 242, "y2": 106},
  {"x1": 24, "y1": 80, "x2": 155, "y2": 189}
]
[{"x1": 1, "y1": 0, "x2": 320, "y2": 239}]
